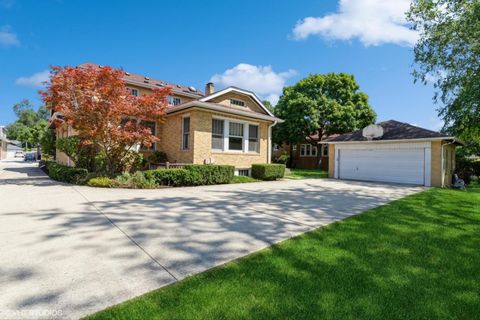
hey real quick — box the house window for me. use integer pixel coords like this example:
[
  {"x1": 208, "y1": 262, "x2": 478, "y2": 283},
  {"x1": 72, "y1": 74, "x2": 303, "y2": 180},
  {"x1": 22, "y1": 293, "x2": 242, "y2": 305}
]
[
  {"x1": 212, "y1": 119, "x2": 224, "y2": 150},
  {"x1": 248, "y1": 124, "x2": 259, "y2": 152},
  {"x1": 228, "y1": 122, "x2": 244, "y2": 151},
  {"x1": 128, "y1": 88, "x2": 139, "y2": 96},
  {"x1": 182, "y1": 117, "x2": 190, "y2": 150},
  {"x1": 230, "y1": 99, "x2": 245, "y2": 107},
  {"x1": 140, "y1": 120, "x2": 156, "y2": 150},
  {"x1": 322, "y1": 144, "x2": 328, "y2": 156},
  {"x1": 300, "y1": 144, "x2": 317, "y2": 157},
  {"x1": 168, "y1": 96, "x2": 181, "y2": 106}
]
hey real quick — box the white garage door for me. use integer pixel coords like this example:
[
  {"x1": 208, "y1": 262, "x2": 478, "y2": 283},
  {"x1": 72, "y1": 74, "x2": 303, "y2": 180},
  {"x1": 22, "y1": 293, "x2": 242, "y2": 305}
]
[{"x1": 338, "y1": 148, "x2": 426, "y2": 185}]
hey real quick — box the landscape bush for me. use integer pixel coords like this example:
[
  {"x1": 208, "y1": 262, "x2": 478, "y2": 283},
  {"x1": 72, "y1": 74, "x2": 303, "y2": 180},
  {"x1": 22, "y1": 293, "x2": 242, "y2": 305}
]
[
  {"x1": 115, "y1": 171, "x2": 156, "y2": 189},
  {"x1": 87, "y1": 177, "x2": 116, "y2": 188},
  {"x1": 144, "y1": 165, "x2": 235, "y2": 187},
  {"x1": 251, "y1": 164, "x2": 286, "y2": 181},
  {"x1": 273, "y1": 152, "x2": 290, "y2": 165},
  {"x1": 47, "y1": 161, "x2": 89, "y2": 184},
  {"x1": 144, "y1": 168, "x2": 191, "y2": 187},
  {"x1": 148, "y1": 151, "x2": 168, "y2": 164},
  {"x1": 184, "y1": 165, "x2": 234, "y2": 185}
]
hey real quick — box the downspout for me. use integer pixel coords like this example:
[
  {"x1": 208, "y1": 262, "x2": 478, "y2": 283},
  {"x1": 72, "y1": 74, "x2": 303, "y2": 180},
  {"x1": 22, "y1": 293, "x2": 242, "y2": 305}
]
[{"x1": 267, "y1": 121, "x2": 277, "y2": 164}]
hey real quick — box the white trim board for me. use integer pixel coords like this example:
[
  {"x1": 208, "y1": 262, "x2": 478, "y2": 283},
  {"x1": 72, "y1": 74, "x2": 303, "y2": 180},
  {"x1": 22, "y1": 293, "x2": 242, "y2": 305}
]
[{"x1": 199, "y1": 87, "x2": 274, "y2": 117}]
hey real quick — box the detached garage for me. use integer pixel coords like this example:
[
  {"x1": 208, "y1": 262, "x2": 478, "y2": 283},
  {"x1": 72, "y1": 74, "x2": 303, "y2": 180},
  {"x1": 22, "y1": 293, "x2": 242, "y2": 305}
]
[{"x1": 326, "y1": 120, "x2": 463, "y2": 187}]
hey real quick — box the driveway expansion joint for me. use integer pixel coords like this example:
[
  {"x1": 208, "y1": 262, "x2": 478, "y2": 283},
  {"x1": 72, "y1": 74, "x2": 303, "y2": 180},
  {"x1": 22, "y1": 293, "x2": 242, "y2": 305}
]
[{"x1": 72, "y1": 186, "x2": 179, "y2": 281}]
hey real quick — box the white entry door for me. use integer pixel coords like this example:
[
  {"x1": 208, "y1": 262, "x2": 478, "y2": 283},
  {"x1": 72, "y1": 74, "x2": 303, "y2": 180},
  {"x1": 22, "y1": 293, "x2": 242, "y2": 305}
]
[{"x1": 338, "y1": 148, "x2": 426, "y2": 185}]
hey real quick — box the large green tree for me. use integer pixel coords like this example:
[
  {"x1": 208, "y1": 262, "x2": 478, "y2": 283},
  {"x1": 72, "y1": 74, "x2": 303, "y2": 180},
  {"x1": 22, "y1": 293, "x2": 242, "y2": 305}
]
[
  {"x1": 6, "y1": 100, "x2": 50, "y2": 151},
  {"x1": 407, "y1": 0, "x2": 480, "y2": 154},
  {"x1": 273, "y1": 73, "x2": 376, "y2": 145}
]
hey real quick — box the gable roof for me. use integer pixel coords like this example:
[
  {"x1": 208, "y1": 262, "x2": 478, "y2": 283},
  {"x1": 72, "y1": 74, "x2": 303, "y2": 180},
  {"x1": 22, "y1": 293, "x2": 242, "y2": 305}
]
[
  {"x1": 79, "y1": 63, "x2": 204, "y2": 98},
  {"x1": 326, "y1": 120, "x2": 459, "y2": 143},
  {"x1": 167, "y1": 100, "x2": 283, "y2": 123},
  {"x1": 199, "y1": 86, "x2": 275, "y2": 117}
]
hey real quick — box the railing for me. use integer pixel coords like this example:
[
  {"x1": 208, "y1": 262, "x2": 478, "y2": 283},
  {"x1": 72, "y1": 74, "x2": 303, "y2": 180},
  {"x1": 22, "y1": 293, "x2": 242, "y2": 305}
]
[{"x1": 148, "y1": 162, "x2": 190, "y2": 170}]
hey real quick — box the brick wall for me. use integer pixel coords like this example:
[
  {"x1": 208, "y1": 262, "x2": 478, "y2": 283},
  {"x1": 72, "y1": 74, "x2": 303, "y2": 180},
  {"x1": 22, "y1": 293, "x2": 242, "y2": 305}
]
[{"x1": 190, "y1": 109, "x2": 270, "y2": 168}]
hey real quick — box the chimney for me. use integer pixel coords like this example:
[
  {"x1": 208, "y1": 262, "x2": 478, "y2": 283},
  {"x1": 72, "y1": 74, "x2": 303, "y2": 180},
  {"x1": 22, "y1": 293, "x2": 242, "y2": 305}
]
[{"x1": 205, "y1": 82, "x2": 215, "y2": 96}]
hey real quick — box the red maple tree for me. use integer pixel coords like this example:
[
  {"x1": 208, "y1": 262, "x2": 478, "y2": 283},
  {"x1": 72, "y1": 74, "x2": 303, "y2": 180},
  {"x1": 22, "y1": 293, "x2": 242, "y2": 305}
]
[{"x1": 41, "y1": 65, "x2": 170, "y2": 173}]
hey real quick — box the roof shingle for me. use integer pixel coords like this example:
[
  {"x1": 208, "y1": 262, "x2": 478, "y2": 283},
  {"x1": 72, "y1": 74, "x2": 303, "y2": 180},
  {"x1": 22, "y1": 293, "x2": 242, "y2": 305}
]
[{"x1": 326, "y1": 120, "x2": 451, "y2": 142}]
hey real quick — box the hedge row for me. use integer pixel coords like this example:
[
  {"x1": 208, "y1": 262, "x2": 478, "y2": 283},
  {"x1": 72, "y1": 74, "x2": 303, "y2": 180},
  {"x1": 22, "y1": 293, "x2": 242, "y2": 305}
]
[
  {"x1": 251, "y1": 164, "x2": 285, "y2": 180},
  {"x1": 46, "y1": 161, "x2": 89, "y2": 184},
  {"x1": 144, "y1": 165, "x2": 235, "y2": 187}
]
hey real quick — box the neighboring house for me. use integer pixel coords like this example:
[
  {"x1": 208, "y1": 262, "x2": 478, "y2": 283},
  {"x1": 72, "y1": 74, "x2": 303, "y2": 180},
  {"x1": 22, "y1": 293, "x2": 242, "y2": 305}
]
[
  {"x1": 0, "y1": 126, "x2": 8, "y2": 160},
  {"x1": 273, "y1": 134, "x2": 331, "y2": 171},
  {"x1": 51, "y1": 63, "x2": 282, "y2": 175},
  {"x1": 325, "y1": 120, "x2": 463, "y2": 187}
]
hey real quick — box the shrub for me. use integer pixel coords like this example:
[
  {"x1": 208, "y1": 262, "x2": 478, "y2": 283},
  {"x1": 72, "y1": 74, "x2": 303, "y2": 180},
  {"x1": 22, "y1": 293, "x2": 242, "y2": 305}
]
[
  {"x1": 47, "y1": 161, "x2": 88, "y2": 184},
  {"x1": 148, "y1": 151, "x2": 168, "y2": 164},
  {"x1": 184, "y1": 164, "x2": 234, "y2": 185},
  {"x1": 252, "y1": 164, "x2": 286, "y2": 181},
  {"x1": 115, "y1": 171, "x2": 156, "y2": 189},
  {"x1": 87, "y1": 177, "x2": 116, "y2": 188},
  {"x1": 472, "y1": 158, "x2": 480, "y2": 177},
  {"x1": 144, "y1": 168, "x2": 191, "y2": 187},
  {"x1": 145, "y1": 165, "x2": 235, "y2": 187},
  {"x1": 273, "y1": 152, "x2": 290, "y2": 165}
]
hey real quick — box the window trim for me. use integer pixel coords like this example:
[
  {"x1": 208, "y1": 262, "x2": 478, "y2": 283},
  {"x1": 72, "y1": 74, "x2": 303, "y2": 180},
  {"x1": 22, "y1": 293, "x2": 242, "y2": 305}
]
[
  {"x1": 168, "y1": 96, "x2": 182, "y2": 106},
  {"x1": 211, "y1": 116, "x2": 260, "y2": 154},
  {"x1": 321, "y1": 144, "x2": 328, "y2": 157},
  {"x1": 181, "y1": 116, "x2": 190, "y2": 150},
  {"x1": 299, "y1": 143, "x2": 318, "y2": 157},
  {"x1": 128, "y1": 87, "x2": 139, "y2": 97},
  {"x1": 230, "y1": 98, "x2": 246, "y2": 107}
]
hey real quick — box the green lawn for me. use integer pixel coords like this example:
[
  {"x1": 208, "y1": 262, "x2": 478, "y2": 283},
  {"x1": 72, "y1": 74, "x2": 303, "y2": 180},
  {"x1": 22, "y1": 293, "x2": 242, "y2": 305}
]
[
  {"x1": 87, "y1": 183, "x2": 480, "y2": 320},
  {"x1": 284, "y1": 168, "x2": 328, "y2": 179}
]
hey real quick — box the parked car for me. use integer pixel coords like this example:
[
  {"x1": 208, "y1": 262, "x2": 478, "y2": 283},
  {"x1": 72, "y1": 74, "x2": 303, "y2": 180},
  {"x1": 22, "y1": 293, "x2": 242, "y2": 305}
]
[
  {"x1": 14, "y1": 151, "x2": 24, "y2": 158},
  {"x1": 24, "y1": 153, "x2": 36, "y2": 161}
]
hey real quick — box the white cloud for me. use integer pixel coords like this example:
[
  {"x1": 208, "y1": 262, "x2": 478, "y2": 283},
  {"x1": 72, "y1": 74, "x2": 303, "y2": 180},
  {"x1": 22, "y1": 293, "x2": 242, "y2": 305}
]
[
  {"x1": 15, "y1": 70, "x2": 50, "y2": 88},
  {"x1": 210, "y1": 63, "x2": 297, "y2": 105},
  {"x1": 0, "y1": 25, "x2": 19, "y2": 47},
  {"x1": 292, "y1": 0, "x2": 418, "y2": 47}
]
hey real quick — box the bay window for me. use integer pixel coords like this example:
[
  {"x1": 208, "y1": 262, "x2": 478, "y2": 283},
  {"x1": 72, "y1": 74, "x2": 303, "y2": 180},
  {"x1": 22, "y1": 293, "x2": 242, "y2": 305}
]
[{"x1": 211, "y1": 118, "x2": 260, "y2": 153}]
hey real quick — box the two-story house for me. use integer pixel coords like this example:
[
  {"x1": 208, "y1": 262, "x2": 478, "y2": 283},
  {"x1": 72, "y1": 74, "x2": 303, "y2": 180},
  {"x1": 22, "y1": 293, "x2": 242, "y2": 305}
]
[{"x1": 53, "y1": 63, "x2": 283, "y2": 175}]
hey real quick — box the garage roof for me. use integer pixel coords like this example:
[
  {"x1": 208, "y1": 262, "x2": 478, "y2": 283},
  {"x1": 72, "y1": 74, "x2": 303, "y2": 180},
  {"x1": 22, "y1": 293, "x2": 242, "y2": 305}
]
[{"x1": 326, "y1": 120, "x2": 459, "y2": 143}]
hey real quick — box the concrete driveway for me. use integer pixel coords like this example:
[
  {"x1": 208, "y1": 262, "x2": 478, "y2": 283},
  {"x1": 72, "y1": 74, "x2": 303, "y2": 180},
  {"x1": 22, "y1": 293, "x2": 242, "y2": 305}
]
[{"x1": 0, "y1": 160, "x2": 423, "y2": 319}]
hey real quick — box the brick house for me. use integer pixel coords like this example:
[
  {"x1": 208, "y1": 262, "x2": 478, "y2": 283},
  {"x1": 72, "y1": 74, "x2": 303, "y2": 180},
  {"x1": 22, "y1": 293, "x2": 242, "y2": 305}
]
[
  {"x1": 273, "y1": 132, "x2": 333, "y2": 170},
  {"x1": 51, "y1": 63, "x2": 282, "y2": 176}
]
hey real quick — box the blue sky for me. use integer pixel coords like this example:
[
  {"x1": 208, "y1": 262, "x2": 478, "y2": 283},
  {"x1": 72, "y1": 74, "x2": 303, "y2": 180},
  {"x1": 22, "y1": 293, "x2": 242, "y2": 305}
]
[{"x1": 0, "y1": 0, "x2": 442, "y2": 130}]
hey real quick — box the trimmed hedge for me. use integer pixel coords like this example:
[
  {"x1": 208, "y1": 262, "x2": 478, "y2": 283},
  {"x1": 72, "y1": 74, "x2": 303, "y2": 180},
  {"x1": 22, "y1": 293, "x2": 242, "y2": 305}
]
[
  {"x1": 145, "y1": 165, "x2": 234, "y2": 187},
  {"x1": 47, "y1": 161, "x2": 89, "y2": 184},
  {"x1": 252, "y1": 164, "x2": 286, "y2": 181},
  {"x1": 184, "y1": 164, "x2": 234, "y2": 185},
  {"x1": 144, "y1": 169, "x2": 189, "y2": 187}
]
